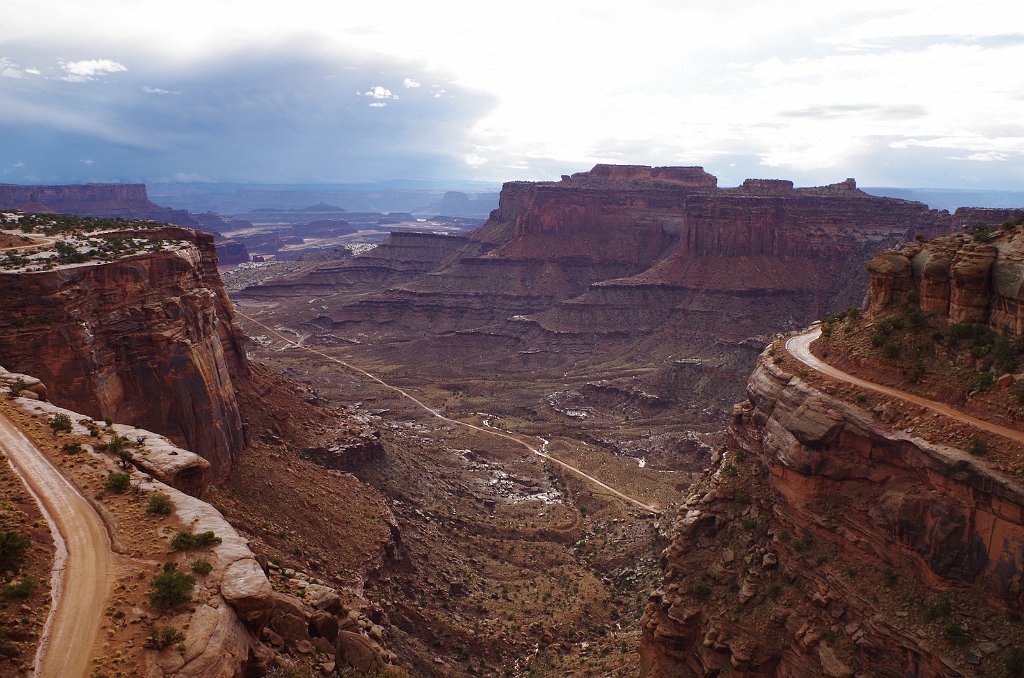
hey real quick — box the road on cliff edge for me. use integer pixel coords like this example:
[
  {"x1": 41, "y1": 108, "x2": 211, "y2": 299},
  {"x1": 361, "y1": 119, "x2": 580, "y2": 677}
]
[
  {"x1": 236, "y1": 311, "x2": 660, "y2": 514},
  {"x1": 787, "y1": 327, "x2": 1024, "y2": 446},
  {"x1": 0, "y1": 409, "x2": 115, "y2": 678}
]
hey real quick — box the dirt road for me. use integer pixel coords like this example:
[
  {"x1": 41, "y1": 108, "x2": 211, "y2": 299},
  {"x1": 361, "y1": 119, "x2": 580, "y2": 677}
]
[
  {"x1": 0, "y1": 409, "x2": 114, "y2": 678},
  {"x1": 237, "y1": 310, "x2": 661, "y2": 514},
  {"x1": 786, "y1": 327, "x2": 1024, "y2": 445}
]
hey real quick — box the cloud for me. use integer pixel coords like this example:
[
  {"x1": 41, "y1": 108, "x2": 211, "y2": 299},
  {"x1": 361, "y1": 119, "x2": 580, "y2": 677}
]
[
  {"x1": 403, "y1": 78, "x2": 420, "y2": 88},
  {"x1": 362, "y1": 85, "x2": 397, "y2": 99},
  {"x1": 0, "y1": 57, "x2": 36, "y2": 79},
  {"x1": 0, "y1": 45, "x2": 495, "y2": 183},
  {"x1": 81, "y1": 158, "x2": 93, "y2": 166},
  {"x1": 780, "y1": 103, "x2": 927, "y2": 120},
  {"x1": 142, "y1": 86, "x2": 179, "y2": 95},
  {"x1": 951, "y1": 152, "x2": 1011, "y2": 162},
  {"x1": 59, "y1": 58, "x2": 127, "y2": 82}
]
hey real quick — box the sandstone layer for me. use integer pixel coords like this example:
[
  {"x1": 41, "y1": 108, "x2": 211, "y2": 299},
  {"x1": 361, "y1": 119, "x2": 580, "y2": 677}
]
[
  {"x1": 866, "y1": 210, "x2": 1024, "y2": 333},
  {"x1": 0, "y1": 225, "x2": 248, "y2": 477},
  {"x1": 640, "y1": 345, "x2": 1024, "y2": 677}
]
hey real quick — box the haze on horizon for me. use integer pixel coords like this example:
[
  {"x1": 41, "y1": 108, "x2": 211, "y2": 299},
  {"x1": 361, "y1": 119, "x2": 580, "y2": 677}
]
[{"x1": 1, "y1": 0, "x2": 1022, "y2": 190}]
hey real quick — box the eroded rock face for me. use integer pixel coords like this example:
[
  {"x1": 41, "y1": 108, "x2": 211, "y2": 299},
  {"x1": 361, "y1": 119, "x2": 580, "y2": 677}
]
[
  {"x1": 641, "y1": 349, "x2": 1024, "y2": 677},
  {"x1": 0, "y1": 227, "x2": 248, "y2": 477},
  {"x1": 0, "y1": 183, "x2": 197, "y2": 225},
  {"x1": 866, "y1": 213, "x2": 1024, "y2": 334}
]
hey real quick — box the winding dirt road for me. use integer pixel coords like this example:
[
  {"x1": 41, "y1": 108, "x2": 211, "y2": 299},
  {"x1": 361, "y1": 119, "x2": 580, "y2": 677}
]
[
  {"x1": 236, "y1": 310, "x2": 660, "y2": 514},
  {"x1": 786, "y1": 327, "x2": 1024, "y2": 446},
  {"x1": 0, "y1": 409, "x2": 114, "y2": 678}
]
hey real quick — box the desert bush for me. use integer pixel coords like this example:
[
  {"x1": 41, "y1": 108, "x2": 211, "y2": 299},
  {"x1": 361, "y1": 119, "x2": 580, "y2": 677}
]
[
  {"x1": 968, "y1": 371, "x2": 995, "y2": 392},
  {"x1": 49, "y1": 413, "x2": 72, "y2": 433},
  {"x1": 147, "y1": 625, "x2": 185, "y2": 649},
  {"x1": 105, "y1": 472, "x2": 131, "y2": 493},
  {"x1": 146, "y1": 493, "x2": 174, "y2": 516},
  {"x1": 923, "y1": 596, "x2": 952, "y2": 621},
  {"x1": 968, "y1": 436, "x2": 989, "y2": 455},
  {"x1": 943, "y1": 622, "x2": 968, "y2": 645},
  {"x1": 906, "y1": 359, "x2": 926, "y2": 383},
  {"x1": 191, "y1": 560, "x2": 213, "y2": 575},
  {"x1": 691, "y1": 583, "x2": 711, "y2": 601},
  {"x1": 61, "y1": 442, "x2": 82, "y2": 454},
  {"x1": 149, "y1": 563, "x2": 195, "y2": 609},
  {"x1": 0, "y1": 531, "x2": 31, "y2": 571},
  {"x1": 2, "y1": 575, "x2": 38, "y2": 600},
  {"x1": 170, "y1": 530, "x2": 222, "y2": 551}
]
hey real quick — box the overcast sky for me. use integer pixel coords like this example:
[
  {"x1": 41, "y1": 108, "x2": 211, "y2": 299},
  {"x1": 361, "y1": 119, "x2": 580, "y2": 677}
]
[{"x1": 1, "y1": 0, "x2": 1022, "y2": 188}]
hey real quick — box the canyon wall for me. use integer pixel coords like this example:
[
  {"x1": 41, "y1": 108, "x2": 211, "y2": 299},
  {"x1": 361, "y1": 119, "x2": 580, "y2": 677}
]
[
  {"x1": 0, "y1": 227, "x2": 248, "y2": 477},
  {"x1": 0, "y1": 183, "x2": 197, "y2": 225},
  {"x1": 641, "y1": 349, "x2": 1024, "y2": 677},
  {"x1": 866, "y1": 211, "x2": 1024, "y2": 334}
]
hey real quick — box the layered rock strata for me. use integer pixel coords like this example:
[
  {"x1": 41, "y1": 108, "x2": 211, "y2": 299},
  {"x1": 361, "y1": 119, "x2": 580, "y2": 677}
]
[
  {"x1": 0, "y1": 226, "x2": 248, "y2": 477},
  {"x1": 641, "y1": 346, "x2": 1024, "y2": 676},
  {"x1": 866, "y1": 214, "x2": 1024, "y2": 334},
  {"x1": 0, "y1": 183, "x2": 195, "y2": 224}
]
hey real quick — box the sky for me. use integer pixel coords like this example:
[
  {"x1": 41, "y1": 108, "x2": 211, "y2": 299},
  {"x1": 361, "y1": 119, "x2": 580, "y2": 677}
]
[{"x1": 1, "y1": 0, "x2": 1022, "y2": 188}]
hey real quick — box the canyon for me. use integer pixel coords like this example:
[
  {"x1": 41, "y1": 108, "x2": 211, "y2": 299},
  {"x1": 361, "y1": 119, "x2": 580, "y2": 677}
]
[{"x1": 1, "y1": 169, "x2": 1021, "y2": 677}]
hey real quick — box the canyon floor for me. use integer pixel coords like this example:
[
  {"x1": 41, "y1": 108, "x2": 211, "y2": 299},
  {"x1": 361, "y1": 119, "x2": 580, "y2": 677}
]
[{"x1": 225, "y1": 266, "x2": 721, "y2": 676}]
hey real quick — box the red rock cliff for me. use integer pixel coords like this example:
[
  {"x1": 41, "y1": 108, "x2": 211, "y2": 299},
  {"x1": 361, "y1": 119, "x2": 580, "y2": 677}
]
[
  {"x1": 641, "y1": 348, "x2": 1024, "y2": 677},
  {"x1": 0, "y1": 183, "x2": 197, "y2": 225},
  {"x1": 0, "y1": 226, "x2": 248, "y2": 478}
]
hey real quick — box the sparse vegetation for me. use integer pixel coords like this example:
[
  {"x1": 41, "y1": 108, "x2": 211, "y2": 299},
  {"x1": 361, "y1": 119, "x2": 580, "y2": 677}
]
[
  {"x1": 146, "y1": 493, "x2": 174, "y2": 516},
  {"x1": 170, "y1": 530, "x2": 222, "y2": 551},
  {"x1": 147, "y1": 625, "x2": 185, "y2": 650},
  {"x1": 691, "y1": 583, "x2": 711, "y2": 601},
  {"x1": 942, "y1": 622, "x2": 968, "y2": 645},
  {"x1": 191, "y1": 559, "x2": 213, "y2": 576},
  {"x1": 0, "y1": 531, "x2": 31, "y2": 571},
  {"x1": 149, "y1": 562, "x2": 195, "y2": 609},
  {"x1": 49, "y1": 412, "x2": 72, "y2": 433},
  {"x1": 967, "y1": 435, "x2": 988, "y2": 456},
  {"x1": 105, "y1": 472, "x2": 131, "y2": 493},
  {"x1": 1, "y1": 575, "x2": 38, "y2": 600}
]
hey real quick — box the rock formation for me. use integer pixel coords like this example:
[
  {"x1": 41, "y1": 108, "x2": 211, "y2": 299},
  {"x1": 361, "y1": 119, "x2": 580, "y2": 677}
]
[
  {"x1": 0, "y1": 223, "x2": 248, "y2": 477},
  {"x1": 0, "y1": 183, "x2": 196, "y2": 224},
  {"x1": 641, "y1": 346, "x2": 1024, "y2": 676},
  {"x1": 866, "y1": 210, "x2": 1024, "y2": 334}
]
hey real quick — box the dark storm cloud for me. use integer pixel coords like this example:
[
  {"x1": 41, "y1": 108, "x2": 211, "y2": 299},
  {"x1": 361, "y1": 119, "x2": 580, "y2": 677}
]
[{"x1": 0, "y1": 44, "x2": 495, "y2": 183}]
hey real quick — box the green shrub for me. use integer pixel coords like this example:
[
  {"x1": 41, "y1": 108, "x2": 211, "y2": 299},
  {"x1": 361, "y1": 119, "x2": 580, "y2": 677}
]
[
  {"x1": 883, "y1": 567, "x2": 898, "y2": 587},
  {"x1": 765, "y1": 583, "x2": 782, "y2": 599},
  {"x1": 923, "y1": 597, "x2": 952, "y2": 621},
  {"x1": 149, "y1": 563, "x2": 195, "y2": 609},
  {"x1": 61, "y1": 442, "x2": 82, "y2": 454},
  {"x1": 968, "y1": 436, "x2": 989, "y2": 455},
  {"x1": 906, "y1": 306, "x2": 926, "y2": 332},
  {"x1": 107, "y1": 434, "x2": 128, "y2": 455},
  {"x1": 691, "y1": 583, "x2": 711, "y2": 601},
  {"x1": 883, "y1": 342, "x2": 901, "y2": 359},
  {"x1": 49, "y1": 413, "x2": 72, "y2": 433},
  {"x1": 906, "y1": 359, "x2": 926, "y2": 384},
  {"x1": 8, "y1": 380, "x2": 25, "y2": 396},
  {"x1": 116, "y1": 448, "x2": 134, "y2": 469},
  {"x1": 943, "y1": 622, "x2": 968, "y2": 645},
  {"x1": 148, "y1": 625, "x2": 185, "y2": 649},
  {"x1": 969, "y1": 371, "x2": 995, "y2": 392},
  {"x1": 2, "y1": 575, "x2": 38, "y2": 599},
  {"x1": 105, "y1": 472, "x2": 131, "y2": 493},
  {"x1": 146, "y1": 493, "x2": 174, "y2": 516},
  {"x1": 191, "y1": 560, "x2": 213, "y2": 576},
  {"x1": 170, "y1": 530, "x2": 222, "y2": 551},
  {"x1": 0, "y1": 531, "x2": 31, "y2": 571}
]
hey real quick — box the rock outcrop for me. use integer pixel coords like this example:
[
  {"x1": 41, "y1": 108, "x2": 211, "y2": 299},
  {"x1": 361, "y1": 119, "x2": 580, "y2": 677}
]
[
  {"x1": 0, "y1": 183, "x2": 196, "y2": 225},
  {"x1": 0, "y1": 224, "x2": 248, "y2": 477},
  {"x1": 866, "y1": 212, "x2": 1024, "y2": 334},
  {"x1": 641, "y1": 344, "x2": 1024, "y2": 677}
]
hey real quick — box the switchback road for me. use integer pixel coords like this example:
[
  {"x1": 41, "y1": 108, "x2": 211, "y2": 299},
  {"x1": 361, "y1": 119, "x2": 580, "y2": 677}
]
[{"x1": 786, "y1": 327, "x2": 1024, "y2": 446}]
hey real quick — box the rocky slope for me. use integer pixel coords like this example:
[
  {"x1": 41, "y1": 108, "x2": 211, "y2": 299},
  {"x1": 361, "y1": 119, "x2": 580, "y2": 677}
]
[
  {"x1": 0, "y1": 219, "x2": 248, "y2": 477},
  {"x1": 641, "y1": 341, "x2": 1024, "y2": 677}
]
